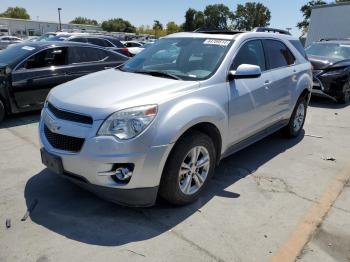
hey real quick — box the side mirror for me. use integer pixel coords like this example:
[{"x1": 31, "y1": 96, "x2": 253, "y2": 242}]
[{"x1": 228, "y1": 64, "x2": 262, "y2": 80}]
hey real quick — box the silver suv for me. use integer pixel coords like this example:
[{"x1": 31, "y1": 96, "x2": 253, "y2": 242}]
[{"x1": 39, "y1": 29, "x2": 312, "y2": 207}]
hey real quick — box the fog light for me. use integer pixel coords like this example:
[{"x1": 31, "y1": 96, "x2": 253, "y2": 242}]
[
  {"x1": 115, "y1": 167, "x2": 132, "y2": 181},
  {"x1": 111, "y1": 164, "x2": 134, "y2": 184}
]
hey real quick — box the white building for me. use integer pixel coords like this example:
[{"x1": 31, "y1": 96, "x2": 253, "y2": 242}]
[
  {"x1": 0, "y1": 17, "x2": 102, "y2": 37},
  {"x1": 306, "y1": 2, "x2": 350, "y2": 46}
]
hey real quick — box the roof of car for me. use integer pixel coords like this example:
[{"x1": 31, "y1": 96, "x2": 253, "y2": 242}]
[
  {"x1": 69, "y1": 35, "x2": 121, "y2": 41},
  {"x1": 165, "y1": 31, "x2": 298, "y2": 41},
  {"x1": 11, "y1": 41, "x2": 101, "y2": 49}
]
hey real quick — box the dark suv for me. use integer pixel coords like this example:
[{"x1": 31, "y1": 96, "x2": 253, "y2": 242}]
[
  {"x1": 306, "y1": 39, "x2": 350, "y2": 104},
  {"x1": 67, "y1": 35, "x2": 131, "y2": 57}
]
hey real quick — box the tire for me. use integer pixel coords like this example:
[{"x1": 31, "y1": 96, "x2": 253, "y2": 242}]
[
  {"x1": 0, "y1": 99, "x2": 5, "y2": 124},
  {"x1": 159, "y1": 131, "x2": 216, "y2": 206},
  {"x1": 282, "y1": 95, "x2": 307, "y2": 138},
  {"x1": 337, "y1": 81, "x2": 350, "y2": 104}
]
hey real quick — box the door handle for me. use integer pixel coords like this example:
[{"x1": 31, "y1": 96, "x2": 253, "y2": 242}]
[
  {"x1": 264, "y1": 80, "x2": 271, "y2": 85},
  {"x1": 104, "y1": 66, "x2": 113, "y2": 70}
]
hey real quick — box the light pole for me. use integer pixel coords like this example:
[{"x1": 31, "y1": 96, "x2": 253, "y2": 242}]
[{"x1": 58, "y1": 8, "x2": 62, "y2": 31}]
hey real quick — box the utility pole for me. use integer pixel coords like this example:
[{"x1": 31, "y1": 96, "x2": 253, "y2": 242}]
[{"x1": 58, "y1": 8, "x2": 62, "y2": 31}]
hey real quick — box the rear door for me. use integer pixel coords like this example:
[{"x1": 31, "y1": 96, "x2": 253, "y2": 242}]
[
  {"x1": 65, "y1": 46, "x2": 126, "y2": 80},
  {"x1": 262, "y1": 39, "x2": 296, "y2": 121},
  {"x1": 11, "y1": 47, "x2": 69, "y2": 108},
  {"x1": 228, "y1": 39, "x2": 276, "y2": 144}
]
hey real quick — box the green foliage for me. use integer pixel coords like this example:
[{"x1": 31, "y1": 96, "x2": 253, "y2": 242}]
[
  {"x1": 166, "y1": 21, "x2": 180, "y2": 34},
  {"x1": 204, "y1": 4, "x2": 233, "y2": 29},
  {"x1": 0, "y1": 6, "x2": 30, "y2": 19},
  {"x1": 70, "y1": 17, "x2": 98, "y2": 26},
  {"x1": 101, "y1": 18, "x2": 136, "y2": 33},
  {"x1": 232, "y1": 2, "x2": 271, "y2": 31}
]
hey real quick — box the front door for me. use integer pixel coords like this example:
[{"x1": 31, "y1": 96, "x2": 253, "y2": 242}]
[
  {"x1": 11, "y1": 47, "x2": 69, "y2": 108},
  {"x1": 228, "y1": 39, "x2": 275, "y2": 145}
]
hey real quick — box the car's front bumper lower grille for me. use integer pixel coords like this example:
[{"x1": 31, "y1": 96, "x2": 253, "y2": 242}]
[{"x1": 44, "y1": 125, "x2": 85, "y2": 152}]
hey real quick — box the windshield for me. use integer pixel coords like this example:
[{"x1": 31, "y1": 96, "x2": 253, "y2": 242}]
[
  {"x1": 306, "y1": 43, "x2": 350, "y2": 60},
  {"x1": 0, "y1": 44, "x2": 36, "y2": 66},
  {"x1": 121, "y1": 37, "x2": 233, "y2": 80}
]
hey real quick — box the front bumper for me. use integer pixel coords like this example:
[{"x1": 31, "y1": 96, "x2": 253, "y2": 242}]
[{"x1": 39, "y1": 106, "x2": 172, "y2": 206}]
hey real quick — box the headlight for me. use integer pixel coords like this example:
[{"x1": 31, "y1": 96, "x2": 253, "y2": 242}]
[{"x1": 98, "y1": 105, "x2": 158, "y2": 140}]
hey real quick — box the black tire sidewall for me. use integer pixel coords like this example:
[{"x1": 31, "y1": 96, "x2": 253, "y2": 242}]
[
  {"x1": 0, "y1": 100, "x2": 5, "y2": 123},
  {"x1": 159, "y1": 131, "x2": 216, "y2": 205},
  {"x1": 284, "y1": 96, "x2": 307, "y2": 137}
]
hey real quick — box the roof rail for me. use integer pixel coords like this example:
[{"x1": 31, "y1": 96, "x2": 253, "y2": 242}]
[
  {"x1": 193, "y1": 28, "x2": 244, "y2": 35},
  {"x1": 252, "y1": 27, "x2": 291, "y2": 35},
  {"x1": 320, "y1": 38, "x2": 350, "y2": 42}
]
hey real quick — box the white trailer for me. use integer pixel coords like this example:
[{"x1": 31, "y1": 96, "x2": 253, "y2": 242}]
[{"x1": 306, "y1": 2, "x2": 350, "y2": 47}]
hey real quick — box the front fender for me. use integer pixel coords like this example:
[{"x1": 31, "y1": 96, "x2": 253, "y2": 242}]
[{"x1": 152, "y1": 97, "x2": 228, "y2": 149}]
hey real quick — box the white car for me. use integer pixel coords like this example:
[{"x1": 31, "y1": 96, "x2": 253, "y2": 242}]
[
  {"x1": 122, "y1": 41, "x2": 144, "y2": 56},
  {"x1": 0, "y1": 36, "x2": 22, "y2": 49}
]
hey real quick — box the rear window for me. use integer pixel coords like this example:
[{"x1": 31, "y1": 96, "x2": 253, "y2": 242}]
[
  {"x1": 263, "y1": 40, "x2": 295, "y2": 69},
  {"x1": 290, "y1": 40, "x2": 308, "y2": 60}
]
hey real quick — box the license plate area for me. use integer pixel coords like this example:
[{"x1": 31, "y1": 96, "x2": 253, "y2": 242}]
[{"x1": 41, "y1": 148, "x2": 64, "y2": 175}]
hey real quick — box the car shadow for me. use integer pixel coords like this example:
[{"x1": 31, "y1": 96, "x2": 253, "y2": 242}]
[
  {"x1": 0, "y1": 111, "x2": 40, "y2": 129},
  {"x1": 309, "y1": 95, "x2": 349, "y2": 109},
  {"x1": 24, "y1": 131, "x2": 304, "y2": 246}
]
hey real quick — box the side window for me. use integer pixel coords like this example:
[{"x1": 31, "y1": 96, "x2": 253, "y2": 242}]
[
  {"x1": 290, "y1": 40, "x2": 308, "y2": 60},
  {"x1": 264, "y1": 40, "x2": 296, "y2": 69},
  {"x1": 23, "y1": 47, "x2": 67, "y2": 69},
  {"x1": 70, "y1": 37, "x2": 87, "y2": 43},
  {"x1": 103, "y1": 40, "x2": 114, "y2": 47},
  {"x1": 88, "y1": 38, "x2": 109, "y2": 47},
  {"x1": 68, "y1": 47, "x2": 108, "y2": 64},
  {"x1": 232, "y1": 40, "x2": 266, "y2": 71},
  {"x1": 106, "y1": 51, "x2": 128, "y2": 62}
]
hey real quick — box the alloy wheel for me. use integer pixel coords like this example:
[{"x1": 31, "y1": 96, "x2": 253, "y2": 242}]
[
  {"x1": 178, "y1": 146, "x2": 210, "y2": 195},
  {"x1": 293, "y1": 103, "x2": 305, "y2": 133}
]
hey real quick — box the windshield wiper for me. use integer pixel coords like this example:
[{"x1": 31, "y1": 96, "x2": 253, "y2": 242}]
[{"x1": 134, "y1": 70, "x2": 182, "y2": 80}]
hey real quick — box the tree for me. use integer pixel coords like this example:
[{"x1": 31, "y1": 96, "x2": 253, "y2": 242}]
[
  {"x1": 232, "y1": 2, "x2": 271, "y2": 31},
  {"x1": 182, "y1": 8, "x2": 197, "y2": 31},
  {"x1": 101, "y1": 18, "x2": 136, "y2": 33},
  {"x1": 194, "y1": 11, "x2": 205, "y2": 29},
  {"x1": 166, "y1": 21, "x2": 180, "y2": 34},
  {"x1": 153, "y1": 20, "x2": 164, "y2": 37},
  {"x1": 0, "y1": 6, "x2": 30, "y2": 19},
  {"x1": 297, "y1": 0, "x2": 326, "y2": 35},
  {"x1": 70, "y1": 17, "x2": 98, "y2": 26},
  {"x1": 203, "y1": 4, "x2": 232, "y2": 29}
]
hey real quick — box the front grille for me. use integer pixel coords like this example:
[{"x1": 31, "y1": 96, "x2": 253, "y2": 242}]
[
  {"x1": 44, "y1": 125, "x2": 85, "y2": 152},
  {"x1": 48, "y1": 102, "x2": 93, "y2": 125}
]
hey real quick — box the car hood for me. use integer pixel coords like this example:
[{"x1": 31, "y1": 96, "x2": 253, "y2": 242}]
[
  {"x1": 308, "y1": 55, "x2": 341, "y2": 70},
  {"x1": 49, "y1": 69, "x2": 199, "y2": 120}
]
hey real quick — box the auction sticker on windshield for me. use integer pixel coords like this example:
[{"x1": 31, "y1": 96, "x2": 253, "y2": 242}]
[{"x1": 204, "y1": 39, "x2": 231, "y2": 46}]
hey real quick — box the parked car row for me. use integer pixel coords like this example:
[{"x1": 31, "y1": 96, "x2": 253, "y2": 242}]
[{"x1": 0, "y1": 41, "x2": 128, "y2": 122}]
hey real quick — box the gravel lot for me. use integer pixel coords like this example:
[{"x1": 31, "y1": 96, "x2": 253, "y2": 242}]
[{"x1": 0, "y1": 96, "x2": 349, "y2": 262}]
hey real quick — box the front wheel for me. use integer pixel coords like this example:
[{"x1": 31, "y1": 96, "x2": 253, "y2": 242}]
[
  {"x1": 337, "y1": 81, "x2": 350, "y2": 104},
  {"x1": 159, "y1": 131, "x2": 216, "y2": 205},
  {"x1": 282, "y1": 95, "x2": 307, "y2": 138}
]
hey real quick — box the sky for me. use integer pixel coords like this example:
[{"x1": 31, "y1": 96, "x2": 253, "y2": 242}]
[{"x1": 0, "y1": 0, "x2": 335, "y2": 37}]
